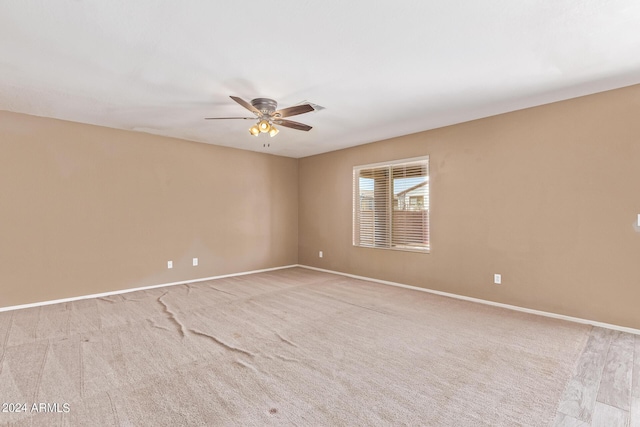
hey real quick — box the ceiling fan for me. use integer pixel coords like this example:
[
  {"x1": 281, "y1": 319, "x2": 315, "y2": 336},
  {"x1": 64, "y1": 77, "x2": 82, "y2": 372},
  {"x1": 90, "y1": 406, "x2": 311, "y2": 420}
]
[{"x1": 205, "y1": 96, "x2": 315, "y2": 137}]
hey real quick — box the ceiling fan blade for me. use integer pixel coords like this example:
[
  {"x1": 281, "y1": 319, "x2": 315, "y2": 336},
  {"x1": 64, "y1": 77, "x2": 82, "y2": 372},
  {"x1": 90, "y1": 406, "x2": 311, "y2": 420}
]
[
  {"x1": 275, "y1": 119, "x2": 312, "y2": 131},
  {"x1": 274, "y1": 103, "x2": 315, "y2": 118},
  {"x1": 229, "y1": 96, "x2": 261, "y2": 116},
  {"x1": 204, "y1": 117, "x2": 254, "y2": 120}
]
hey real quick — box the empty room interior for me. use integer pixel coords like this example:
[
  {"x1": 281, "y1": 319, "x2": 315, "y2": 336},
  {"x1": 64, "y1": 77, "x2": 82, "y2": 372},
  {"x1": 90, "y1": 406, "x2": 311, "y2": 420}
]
[{"x1": 1, "y1": 2, "x2": 640, "y2": 426}]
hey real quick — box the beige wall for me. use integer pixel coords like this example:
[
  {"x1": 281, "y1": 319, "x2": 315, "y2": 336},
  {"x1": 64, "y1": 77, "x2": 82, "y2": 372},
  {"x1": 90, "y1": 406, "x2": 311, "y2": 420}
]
[
  {"x1": 299, "y1": 84, "x2": 640, "y2": 329},
  {"x1": 0, "y1": 111, "x2": 298, "y2": 307}
]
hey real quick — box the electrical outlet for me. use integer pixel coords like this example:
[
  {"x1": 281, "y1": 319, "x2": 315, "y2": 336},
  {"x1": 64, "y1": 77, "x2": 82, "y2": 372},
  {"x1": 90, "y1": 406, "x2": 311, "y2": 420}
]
[
  {"x1": 167, "y1": 261, "x2": 173, "y2": 269},
  {"x1": 637, "y1": 214, "x2": 640, "y2": 227},
  {"x1": 319, "y1": 251, "x2": 323, "y2": 258},
  {"x1": 192, "y1": 258, "x2": 198, "y2": 266},
  {"x1": 494, "y1": 274, "x2": 501, "y2": 284}
]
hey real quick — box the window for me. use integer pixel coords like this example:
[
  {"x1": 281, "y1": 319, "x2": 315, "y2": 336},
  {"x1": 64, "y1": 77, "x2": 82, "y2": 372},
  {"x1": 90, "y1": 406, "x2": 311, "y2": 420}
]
[{"x1": 353, "y1": 156, "x2": 429, "y2": 252}]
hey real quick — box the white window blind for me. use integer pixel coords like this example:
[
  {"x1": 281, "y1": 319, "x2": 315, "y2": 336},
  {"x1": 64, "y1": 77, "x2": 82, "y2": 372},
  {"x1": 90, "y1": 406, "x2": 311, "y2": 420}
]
[{"x1": 353, "y1": 156, "x2": 429, "y2": 252}]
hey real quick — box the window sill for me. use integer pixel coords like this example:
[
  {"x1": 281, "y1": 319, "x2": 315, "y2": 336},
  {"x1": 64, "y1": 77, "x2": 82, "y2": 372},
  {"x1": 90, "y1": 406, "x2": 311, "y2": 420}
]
[{"x1": 353, "y1": 244, "x2": 430, "y2": 254}]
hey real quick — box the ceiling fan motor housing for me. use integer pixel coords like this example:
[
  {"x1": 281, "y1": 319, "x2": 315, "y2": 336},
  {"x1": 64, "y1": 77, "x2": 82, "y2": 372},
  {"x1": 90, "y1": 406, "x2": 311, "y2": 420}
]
[{"x1": 251, "y1": 98, "x2": 278, "y2": 115}]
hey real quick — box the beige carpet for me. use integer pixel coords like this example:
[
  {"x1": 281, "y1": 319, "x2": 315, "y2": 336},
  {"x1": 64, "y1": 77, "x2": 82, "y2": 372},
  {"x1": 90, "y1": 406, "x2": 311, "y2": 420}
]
[{"x1": 0, "y1": 267, "x2": 588, "y2": 426}]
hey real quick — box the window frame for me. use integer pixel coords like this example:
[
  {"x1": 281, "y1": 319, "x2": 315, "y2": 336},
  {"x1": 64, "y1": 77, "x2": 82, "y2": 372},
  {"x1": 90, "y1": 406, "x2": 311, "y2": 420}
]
[{"x1": 352, "y1": 155, "x2": 430, "y2": 254}]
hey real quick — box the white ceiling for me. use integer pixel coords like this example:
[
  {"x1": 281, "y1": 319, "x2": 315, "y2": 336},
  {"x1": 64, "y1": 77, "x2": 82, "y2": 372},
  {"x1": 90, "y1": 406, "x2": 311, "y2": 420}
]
[{"x1": 2, "y1": 1, "x2": 640, "y2": 158}]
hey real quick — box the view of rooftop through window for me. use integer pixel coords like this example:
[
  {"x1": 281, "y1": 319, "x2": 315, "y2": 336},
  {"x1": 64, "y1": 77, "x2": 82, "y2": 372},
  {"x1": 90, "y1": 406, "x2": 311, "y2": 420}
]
[{"x1": 358, "y1": 176, "x2": 428, "y2": 211}]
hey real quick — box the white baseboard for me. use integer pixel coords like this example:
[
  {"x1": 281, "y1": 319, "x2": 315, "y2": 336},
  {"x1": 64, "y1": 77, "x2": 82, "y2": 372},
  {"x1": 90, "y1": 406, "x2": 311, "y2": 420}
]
[
  {"x1": 298, "y1": 264, "x2": 640, "y2": 336},
  {"x1": 0, "y1": 264, "x2": 298, "y2": 313}
]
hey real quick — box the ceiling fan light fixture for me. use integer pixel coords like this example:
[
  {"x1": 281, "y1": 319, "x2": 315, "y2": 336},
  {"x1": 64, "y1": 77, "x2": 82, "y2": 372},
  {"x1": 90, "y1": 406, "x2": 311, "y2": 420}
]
[
  {"x1": 269, "y1": 126, "x2": 279, "y2": 137},
  {"x1": 249, "y1": 125, "x2": 260, "y2": 136},
  {"x1": 258, "y1": 119, "x2": 271, "y2": 133}
]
